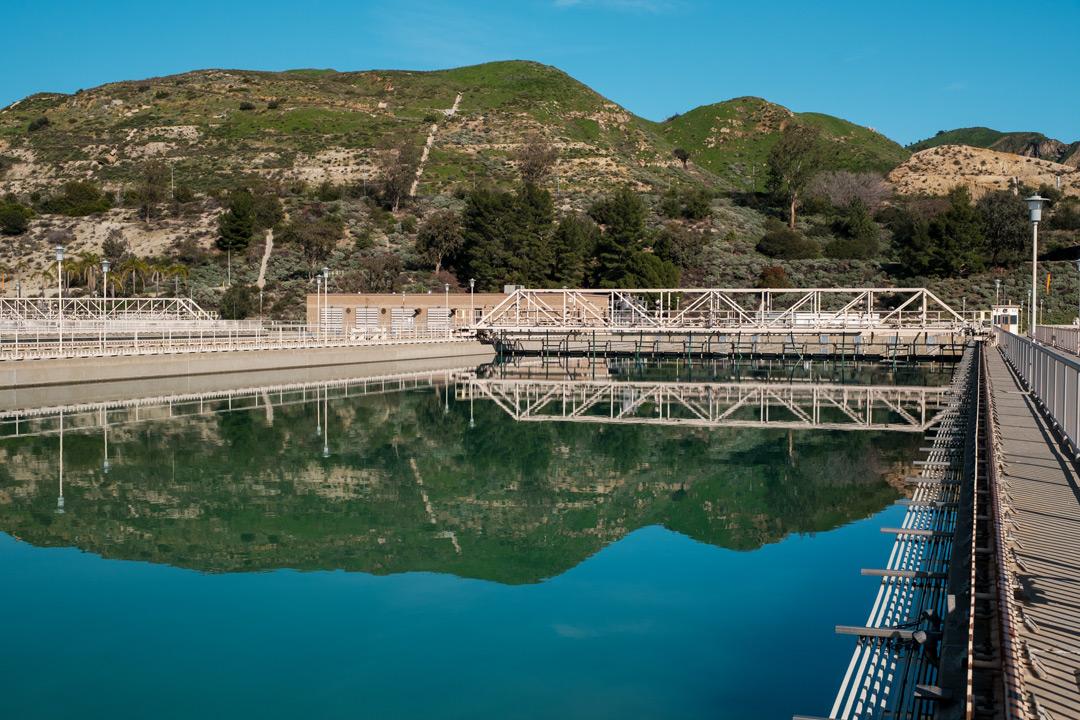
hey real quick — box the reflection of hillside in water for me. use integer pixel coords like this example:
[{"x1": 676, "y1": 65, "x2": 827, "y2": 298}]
[{"x1": 0, "y1": 360, "x2": 941, "y2": 583}]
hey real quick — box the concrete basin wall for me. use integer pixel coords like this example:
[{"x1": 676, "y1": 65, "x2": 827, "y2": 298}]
[{"x1": 0, "y1": 341, "x2": 496, "y2": 390}]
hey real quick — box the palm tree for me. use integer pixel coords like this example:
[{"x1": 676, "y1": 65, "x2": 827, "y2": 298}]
[
  {"x1": 71, "y1": 251, "x2": 102, "y2": 293},
  {"x1": 163, "y1": 263, "x2": 189, "y2": 296},
  {"x1": 118, "y1": 257, "x2": 150, "y2": 294}
]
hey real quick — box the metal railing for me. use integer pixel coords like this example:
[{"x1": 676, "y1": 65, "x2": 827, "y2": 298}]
[
  {"x1": 477, "y1": 287, "x2": 970, "y2": 334},
  {"x1": 1034, "y1": 324, "x2": 1080, "y2": 355},
  {"x1": 996, "y1": 328, "x2": 1080, "y2": 455},
  {"x1": 0, "y1": 325, "x2": 474, "y2": 361}
]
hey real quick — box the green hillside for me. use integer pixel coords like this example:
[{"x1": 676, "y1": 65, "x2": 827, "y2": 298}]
[
  {"x1": 0, "y1": 60, "x2": 691, "y2": 197},
  {"x1": 908, "y1": 127, "x2": 1011, "y2": 152},
  {"x1": 659, "y1": 97, "x2": 908, "y2": 189}
]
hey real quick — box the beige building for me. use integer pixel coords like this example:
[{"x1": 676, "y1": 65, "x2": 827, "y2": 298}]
[{"x1": 305, "y1": 292, "x2": 509, "y2": 334}]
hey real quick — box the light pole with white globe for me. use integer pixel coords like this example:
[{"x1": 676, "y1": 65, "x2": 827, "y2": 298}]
[
  {"x1": 1026, "y1": 195, "x2": 1048, "y2": 338},
  {"x1": 55, "y1": 245, "x2": 65, "y2": 354},
  {"x1": 101, "y1": 259, "x2": 110, "y2": 348}
]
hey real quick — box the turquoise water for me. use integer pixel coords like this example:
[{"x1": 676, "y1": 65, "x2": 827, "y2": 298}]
[{"x1": 0, "y1": 361, "x2": 938, "y2": 718}]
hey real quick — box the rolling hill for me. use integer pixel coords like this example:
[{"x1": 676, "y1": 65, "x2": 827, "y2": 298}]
[
  {"x1": 0, "y1": 61, "x2": 911, "y2": 203},
  {"x1": 0, "y1": 61, "x2": 701, "y2": 198},
  {"x1": 909, "y1": 127, "x2": 1080, "y2": 167},
  {"x1": 888, "y1": 145, "x2": 1080, "y2": 199},
  {"x1": 659, "y1": 97, "x2": 909, "y2": 189}
]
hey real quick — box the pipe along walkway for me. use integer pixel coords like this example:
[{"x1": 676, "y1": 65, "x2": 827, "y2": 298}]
[{"x1": 798, "y1": 339, "x2": 1080, "y2": 719}]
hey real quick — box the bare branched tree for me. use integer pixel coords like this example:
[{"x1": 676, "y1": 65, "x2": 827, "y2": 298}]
[
  {"x1": 377, "y1": 138, "x2": 419, "y2": 212},
  {"x1": 515, "y1": 134, "x2": 558, "y2": 186},
  {"x1": 808, "y1": 171, "x2": 892, "y2": 211}
]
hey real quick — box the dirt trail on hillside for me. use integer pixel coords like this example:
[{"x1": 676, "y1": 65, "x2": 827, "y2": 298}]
[
  {"x1": 256, "y1": 228, "x2": 273, "y2": 289},
  {"x1": 410, "y1": 93, "x2": 462, "y2": 197}
]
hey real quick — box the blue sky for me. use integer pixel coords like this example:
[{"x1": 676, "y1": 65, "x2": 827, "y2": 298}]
[{"x1": 5, "y1": 0, "x2": 1078, "y2": 145}]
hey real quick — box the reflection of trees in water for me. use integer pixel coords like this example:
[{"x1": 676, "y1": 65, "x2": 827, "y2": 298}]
[{"x1": 0, "y1": 388, "x2": 917, "y2": 582}]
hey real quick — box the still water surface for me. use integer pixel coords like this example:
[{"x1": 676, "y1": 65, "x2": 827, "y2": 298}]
[{"x1": 0, "y1": 360, "x2": 952, "y2": 719}]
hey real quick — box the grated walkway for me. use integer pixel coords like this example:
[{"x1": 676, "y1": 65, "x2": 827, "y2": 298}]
[{"x1": 987, "y1": 348, "x2": 1080, "y2": 719}]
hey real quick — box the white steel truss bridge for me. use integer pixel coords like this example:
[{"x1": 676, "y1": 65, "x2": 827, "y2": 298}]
[
  {"x1": 476, "y1": 287, "x2": 970, "y2": 334},
  {"x1": 457, "y1": 377, "x2": 952, "y2": 432},
  {"x1": 0, "y1": 296, "x2": 216, "y2": 325}
]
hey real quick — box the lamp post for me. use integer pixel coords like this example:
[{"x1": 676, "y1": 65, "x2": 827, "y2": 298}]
[
  {"x1": 101, "y1": 259, "x2": 110, "y2": 349},
  {"x1": 102, "y1": 415, "x2": 110, "y2": 474},
  {"x1": 322, "y1": 385, "x2": 330, "y2": 458},
  {"x1": 469, "y1": 278, "x2": 476, "y2": 327},
  {"x1": 56, "y1": 411, "x2": 65, "y2": 514},
  {"x1": 322, "y1": 266, "x2": 330, "y2": 339},
  {"x1": 315, "y1": 275, "x2": 323, "y2": 341},
  {"x1": 55, "y1": 245, "x2": 65, "y2": 354},
  {"x1": 1027, "y1": 195, "x2": 1048, "y2": 338},
  {"x1": 444, "y1": 283, "x2": 450, "y2": 336}
]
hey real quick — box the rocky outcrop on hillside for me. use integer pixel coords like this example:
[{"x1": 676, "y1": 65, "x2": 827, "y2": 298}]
[{"x1": 887, "y1": 145, "x2": 1080, "y2": 198}]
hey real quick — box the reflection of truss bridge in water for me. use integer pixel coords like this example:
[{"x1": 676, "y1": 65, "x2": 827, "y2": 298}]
[
  {"x1": 457, "y1": 377, "x2": 952, "y2": 432},
  {"x1": 0, "y1": 369, "x2": 462, "y2": 439}
]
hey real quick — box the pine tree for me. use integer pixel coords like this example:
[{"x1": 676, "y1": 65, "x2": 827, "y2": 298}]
[
  {"x1": 589, "y1": 188, "x2": 647, "y2": 287},
  {"x1": 550, "y1": 214, "x2": 599, "y2": 287},
  {"x1": 929, "y1": 187, "x2": 985, "y2": 276},
  {"x1": 216, "y1": 189, "x2": 256, "y2": 284},
  {"x1": 513, "y1": 183, "x2": 555, "y2": 286}
]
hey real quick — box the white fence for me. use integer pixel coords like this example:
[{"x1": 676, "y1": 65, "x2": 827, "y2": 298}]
[
  {"x1": 1034, "y1": 324, "x2": 1080, "y2": 355},
  {"x1": 0, "y1": 325, "x2": 472, "y2": 361},
  {"x1": 997, "y1": 328, "x2": 1080, "y2": 455}
]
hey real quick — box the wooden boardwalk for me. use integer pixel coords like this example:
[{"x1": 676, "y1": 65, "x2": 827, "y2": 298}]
[{"x1": 987, "y1": 348, "x2": 1080, "y2": 719}]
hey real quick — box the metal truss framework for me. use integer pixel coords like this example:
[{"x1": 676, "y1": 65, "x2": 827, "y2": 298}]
[
  {"x1": 0, "y1": 368, "x2": 462, "y2": 439},
  {"x1": 476, "y1": 288, "x2": 969, "y2": 334},
  {"x1": 0, "y1": 296, "x2": 215, "y2": 323},
  {"x1": 458, "y1": 377, "x2": 952, "y2": 432}
]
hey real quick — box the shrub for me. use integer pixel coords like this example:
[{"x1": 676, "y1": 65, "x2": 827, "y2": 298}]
[
  {"x1": 652, "y1": 224, "x2": 706, "y2": 270},
  {"x1": 1047, "y1": 200, "x2": 1080, "y2": 231},
  {"x1": 338, "y1": 252, "x2": 402, "y2": 293},
  {"x1": 102, "y1": 233, "x2": 131, "y2": 263},
  {"x1": 219, "y1": 283, "x2": 256, "y2": 319},
  {"x1": 756, "y1": 265, "x2": 791, "y2": 288},
  {"x1": 825, "y1": 200, "x2": 879, "y2": 259},
  {"x1": 267, "y1": 99, "x2": 282, "y2": 110},
  {"x1": 154, "y1": 90, "x2": 170, "y2": 100},
  {"x1": 315, "y1": 180, "x2": 342, "y2": 201},
  {"x1": 0, "y1": 202, "x2": 31, "y2": 235},
  {"x1": 173, "y1": 185, "x2": 197, "y2": 204},
  {"x1": 39, "y1": 181, "x2": 112, "y2": 216},
  {"x1": 28, "y1": 116, "x2": 50, "y2": 132},
  {"x1": 659, "y1": 186, "x2": 711, "y2": 221},
  {"x1": 756, "y1": 225, "x2": 820, "y2": 259},
  {"x1": 238, "y1": 101, "x2": 256, "y2": 111}
]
